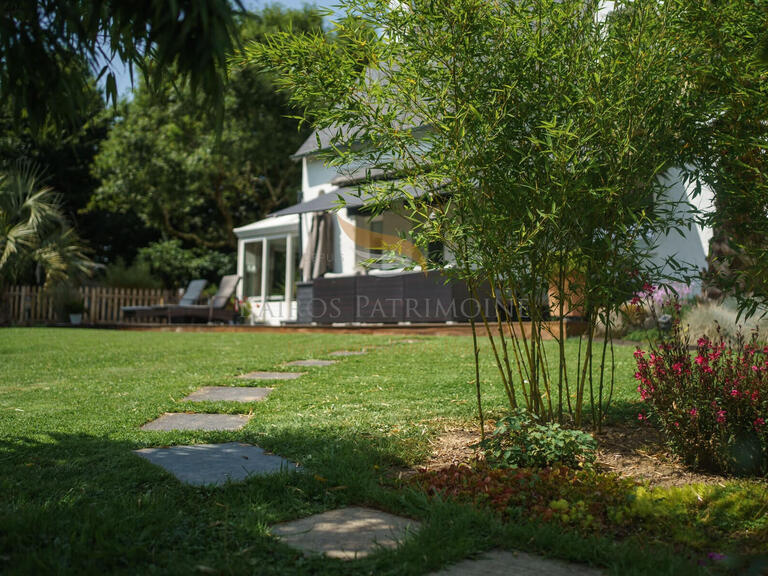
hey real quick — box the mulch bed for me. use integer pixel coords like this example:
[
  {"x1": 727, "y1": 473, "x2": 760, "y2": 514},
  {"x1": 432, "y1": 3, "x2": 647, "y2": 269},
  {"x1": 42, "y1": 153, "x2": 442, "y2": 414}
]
[
  {"x1": 413, "y1": 423, "x2": 728, "y2": 488},
  {"x1": 594, "y1": 424, "x2": 725, "y2": 487}
]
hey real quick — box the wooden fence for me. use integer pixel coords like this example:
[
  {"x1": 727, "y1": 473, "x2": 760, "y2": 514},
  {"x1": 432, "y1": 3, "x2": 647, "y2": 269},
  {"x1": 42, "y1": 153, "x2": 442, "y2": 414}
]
[{"x1": 2, "y1": 285, "x2": 177, "y2": 325}]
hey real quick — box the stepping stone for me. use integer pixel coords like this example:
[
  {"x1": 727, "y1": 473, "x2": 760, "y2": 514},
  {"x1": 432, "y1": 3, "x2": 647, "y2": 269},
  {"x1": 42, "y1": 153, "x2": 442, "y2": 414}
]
[
  {"x1": 429, "y1": 550, "x2": 603, "y2": 576},
  {"x1": 141, "y1": 413, "x2": 250, "y2": 431},
  {"x1": 238, "y1": 371, "x2": 304, "y2": 380},
  {"x1": 329, "y1": 350, "x2": 367, "y2": 357},
  {"x1": 182, "y1": 386, "x2": 272, "y2": 403},
  {"x1": 271, "y1": 506, "x2": 419, "y2": 560},
  {"x1": 285, "y1": 359, "x2": 337, "y2": 367},
  {"x1": 134, "y1": 442, "x2": 297, "y2": 486}
]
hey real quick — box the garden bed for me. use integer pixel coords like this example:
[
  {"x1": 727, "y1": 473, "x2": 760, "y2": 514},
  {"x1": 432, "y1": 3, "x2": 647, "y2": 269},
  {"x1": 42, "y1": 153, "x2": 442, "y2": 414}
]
[{"x1": 412, "y1": 424, "x2": 728, "y2": 488}]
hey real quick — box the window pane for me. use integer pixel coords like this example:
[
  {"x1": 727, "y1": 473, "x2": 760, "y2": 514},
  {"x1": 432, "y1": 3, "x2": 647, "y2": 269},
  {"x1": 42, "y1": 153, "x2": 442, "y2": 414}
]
[
  {"x1": 267, "y1": 238, "x2": 287, "y2": 297},
  {"x1": 244, "y1": 241, "x2": 262, "y2": 298},
  {"x1": 293, "y1": 238, "x2": 300, "y2": 298}
]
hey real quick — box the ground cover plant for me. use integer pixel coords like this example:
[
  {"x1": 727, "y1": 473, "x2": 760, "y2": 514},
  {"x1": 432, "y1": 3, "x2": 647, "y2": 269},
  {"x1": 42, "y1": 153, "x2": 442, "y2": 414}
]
[
  {"x1": 1, "y1": 328, "x2": 766, "y2": 575},
  {"x1": 413, "y1": 465, "x2": 768, "y2": 573}
]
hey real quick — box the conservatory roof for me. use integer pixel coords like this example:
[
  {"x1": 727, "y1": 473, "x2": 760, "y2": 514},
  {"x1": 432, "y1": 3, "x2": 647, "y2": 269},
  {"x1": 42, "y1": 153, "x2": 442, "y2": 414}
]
[{"x1": 233, "y1": 213, "x2": 299, "y2": 239}]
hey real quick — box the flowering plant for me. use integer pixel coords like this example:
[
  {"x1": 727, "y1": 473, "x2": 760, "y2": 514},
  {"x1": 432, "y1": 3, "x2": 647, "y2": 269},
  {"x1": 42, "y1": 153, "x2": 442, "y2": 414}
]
[{"x1": 635, "y1": 319, "x2": 768, "y2": 476}]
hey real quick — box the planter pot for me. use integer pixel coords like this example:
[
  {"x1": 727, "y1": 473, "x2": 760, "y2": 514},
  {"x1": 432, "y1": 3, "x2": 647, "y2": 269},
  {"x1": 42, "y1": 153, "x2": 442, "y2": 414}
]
[{"x1": 69, "y1": 313, "x2": 83, "y2": 325}]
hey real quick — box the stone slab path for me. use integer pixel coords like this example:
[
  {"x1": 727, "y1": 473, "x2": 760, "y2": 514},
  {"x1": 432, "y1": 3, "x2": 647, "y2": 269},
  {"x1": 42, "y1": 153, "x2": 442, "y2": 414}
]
[
  {"x1": 238, "y1": 371, "x2": 303, "y2": 380},
  {"x1": 329, "y1": 350, "x2": 367, "y2": 357},
  {"x1": 285, "y1": 359, "x2": 337, "y2": 367},
  {"x1": 429, "y1": 550, "x2": 603, "y2": 576},
  {"x1": 271, "y1": 506, "x2": 419, "y2": 560},
  {"x1": 141, "y1": 413, "x2": 250, "y2": 431},
  {"x1": 182, "y1": 386, "x2": 272, "y2": 403},
  {"x1": 135, "y1": 442, "x2": 297, "y2": 486}
]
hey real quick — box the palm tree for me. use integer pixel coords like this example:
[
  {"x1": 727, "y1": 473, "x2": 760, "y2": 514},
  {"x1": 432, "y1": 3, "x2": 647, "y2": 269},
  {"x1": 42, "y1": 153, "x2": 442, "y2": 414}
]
[{"x1": 0, "y1": 162, "x2": 93, "y2": 289}]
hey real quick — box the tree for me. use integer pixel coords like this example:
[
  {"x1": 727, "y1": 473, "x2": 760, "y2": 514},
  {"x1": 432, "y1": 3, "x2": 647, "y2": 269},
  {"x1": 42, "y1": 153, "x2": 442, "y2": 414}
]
[
  {"x1": 0, "y1": 163, "x2": 93, "y2": 291},
  {"x1": 0, "y1": 0, "x2": 242, "y2": 128},
  {"x1": 674, "y1": 0, "x2": 768, "y2": 317},
  {"x1": 242, "y1": 0, "x2": 696, "y2": 428},
  {"x1": 0, "y1": 73, "x2": 158, "y2": 266},
  {"x1": 89, "y1": 7, "x2": 324, "y2": 257}
]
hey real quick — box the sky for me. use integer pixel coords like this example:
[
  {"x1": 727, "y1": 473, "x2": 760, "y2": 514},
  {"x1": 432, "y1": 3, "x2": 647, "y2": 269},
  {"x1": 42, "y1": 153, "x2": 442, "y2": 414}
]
[{"x1": 100, "y1": 1, "x2": 341, "y2": 97}]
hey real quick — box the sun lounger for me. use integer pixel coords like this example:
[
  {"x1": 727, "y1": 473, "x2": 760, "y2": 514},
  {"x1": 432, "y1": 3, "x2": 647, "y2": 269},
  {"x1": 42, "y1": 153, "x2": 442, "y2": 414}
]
[
  {"x1": 122, "y1": 279, "x2": 207, "y2": 320},
  {"x1": 167, "y1": 275, "x2": 240, "y2": 324}
]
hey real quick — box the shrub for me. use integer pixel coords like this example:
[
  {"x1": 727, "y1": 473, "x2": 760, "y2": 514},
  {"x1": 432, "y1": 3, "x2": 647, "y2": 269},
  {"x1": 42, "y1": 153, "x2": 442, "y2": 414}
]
[
  {"x1": 635, "y1": 321, "x2": 768, "y2": 476},
  {"x1": 137, "y1": 240, "x2": 234, "y2": 289},
  {"x1": 596, "y1": 282, "x2": 696, "y2": 339},
  {"x1": 480, "y1": 410, "x2": 597, "y2": 470},
  {"x1": 103, "y1": 258, "x2": 162, "y2": 289}
]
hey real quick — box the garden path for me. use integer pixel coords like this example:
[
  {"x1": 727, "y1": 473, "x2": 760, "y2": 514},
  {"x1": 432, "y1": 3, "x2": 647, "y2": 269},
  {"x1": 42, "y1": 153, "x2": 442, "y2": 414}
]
[{"x1": 134, "y1": 344, "x2": 603, "y2": 573}]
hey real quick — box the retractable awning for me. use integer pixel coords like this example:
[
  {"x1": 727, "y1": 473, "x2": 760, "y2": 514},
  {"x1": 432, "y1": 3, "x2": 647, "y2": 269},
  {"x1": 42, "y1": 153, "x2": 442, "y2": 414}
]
[{"x1": 270, "y1": 188, "x2": 372, "y2": 217}]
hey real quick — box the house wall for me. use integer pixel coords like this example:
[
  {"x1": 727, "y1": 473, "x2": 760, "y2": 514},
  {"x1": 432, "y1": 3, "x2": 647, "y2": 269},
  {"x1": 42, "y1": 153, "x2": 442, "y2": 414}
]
[
  {"x1": 301, "y1": 157, "x2": 367, "y2": 276},
  {"x1": 646, "y1": 169, "x2": 715, "y2": 293},
  {"x1": 352, "y1": 209, "x2": 417, "y2": 270},
  {"x1": 300, "y1": 156, "x2": 714, "y2": 294}
]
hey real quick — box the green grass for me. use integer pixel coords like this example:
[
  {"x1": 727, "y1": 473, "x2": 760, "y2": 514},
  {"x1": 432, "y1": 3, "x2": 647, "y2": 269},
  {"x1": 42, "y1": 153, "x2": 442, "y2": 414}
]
[{"x1": 0, "y1": 328, "x2": 755, "y2": 575}]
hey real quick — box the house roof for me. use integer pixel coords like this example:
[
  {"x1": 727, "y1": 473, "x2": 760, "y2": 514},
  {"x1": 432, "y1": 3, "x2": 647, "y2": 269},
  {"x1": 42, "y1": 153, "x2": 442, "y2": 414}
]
[{"x1": 292, "y1": 126, "x2": 338, "y2": 159}]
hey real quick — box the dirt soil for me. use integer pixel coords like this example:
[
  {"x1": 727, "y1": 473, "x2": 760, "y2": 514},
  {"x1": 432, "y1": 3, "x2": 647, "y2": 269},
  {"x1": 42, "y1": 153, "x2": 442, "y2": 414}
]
[
  {"x1": 593, "y1": 424, "x2": 726, "y2": 487},
  {"x1": 417, "y1": 424, "x2": 728, "y2": 488}
]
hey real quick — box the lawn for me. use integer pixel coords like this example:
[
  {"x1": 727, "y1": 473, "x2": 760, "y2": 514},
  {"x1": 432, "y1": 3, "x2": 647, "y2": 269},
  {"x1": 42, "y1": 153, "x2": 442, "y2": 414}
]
[{"x1": 0, "y1": 328, "x2": 763, "y2": 575}]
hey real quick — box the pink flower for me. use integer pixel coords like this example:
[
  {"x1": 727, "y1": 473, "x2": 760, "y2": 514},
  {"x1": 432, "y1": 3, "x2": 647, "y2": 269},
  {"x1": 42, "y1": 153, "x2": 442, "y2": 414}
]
[
  {"x1": 702, "y1": 366, "x2": 714, "y2": 374},
  {"x1": 689, "y1": 407, "x2": 698, "y2": 417},
  {"x1": 633, "y1": 349, "x2": 645, "y2": 359},
  {"x1": 695, "y1": 355, "x2": 706, "y2": 365},
  {"x1": 634, "y1": 371, "x2": 643, "y2": 381},
  {"x1": 716, "y1": 410, "x2": 727, "y2": 424},
  {"x1": 755, "y1": 418, "x2": 765, "y2": 429},
  {"x1": 638, "y1": 413, "x2": 647, "y2": 421},
  {"x1": 752, "y1": 365, "x2": 760, "y2": 372},
  {"x1": 697, "y1": 337, "x2": 710, "y2": 348},
  {"x1": 672, "y1": 362, "x2": 683, "y2": 374},
  {"x1": 673, "y1": 421, "x2": 680, "y2": 428},
  {"x1": 630, "y1": 296, "x2": 642, "y2": 305},
  {"x1": 730, "y1": 389, "x2": 739, "y2": 398}
]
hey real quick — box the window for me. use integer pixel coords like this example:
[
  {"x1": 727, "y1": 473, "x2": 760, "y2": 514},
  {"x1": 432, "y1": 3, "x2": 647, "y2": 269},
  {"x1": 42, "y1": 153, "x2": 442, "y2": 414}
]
[
  {"x1": 370, "y1": 218, "x2": 384, "y2": 256},
  {"x1": 243, "y1": 241, "x2": 262, "y2": 298},
  {"x1": 267, "y1": 238, "x2": 287, "y2": 298}
]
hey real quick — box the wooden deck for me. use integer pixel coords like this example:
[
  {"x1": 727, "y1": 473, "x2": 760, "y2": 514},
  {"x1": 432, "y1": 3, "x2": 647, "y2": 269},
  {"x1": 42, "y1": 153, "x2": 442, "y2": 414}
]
[{"x1": 115, "y1": 320, "x2": 586, "y2": 339}]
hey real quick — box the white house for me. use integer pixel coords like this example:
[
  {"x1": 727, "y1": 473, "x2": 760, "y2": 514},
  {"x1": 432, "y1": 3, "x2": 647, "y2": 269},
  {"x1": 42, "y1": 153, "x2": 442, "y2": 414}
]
[{"x1": 234, "y1": 128, "x2": 714, "y2": 325}]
